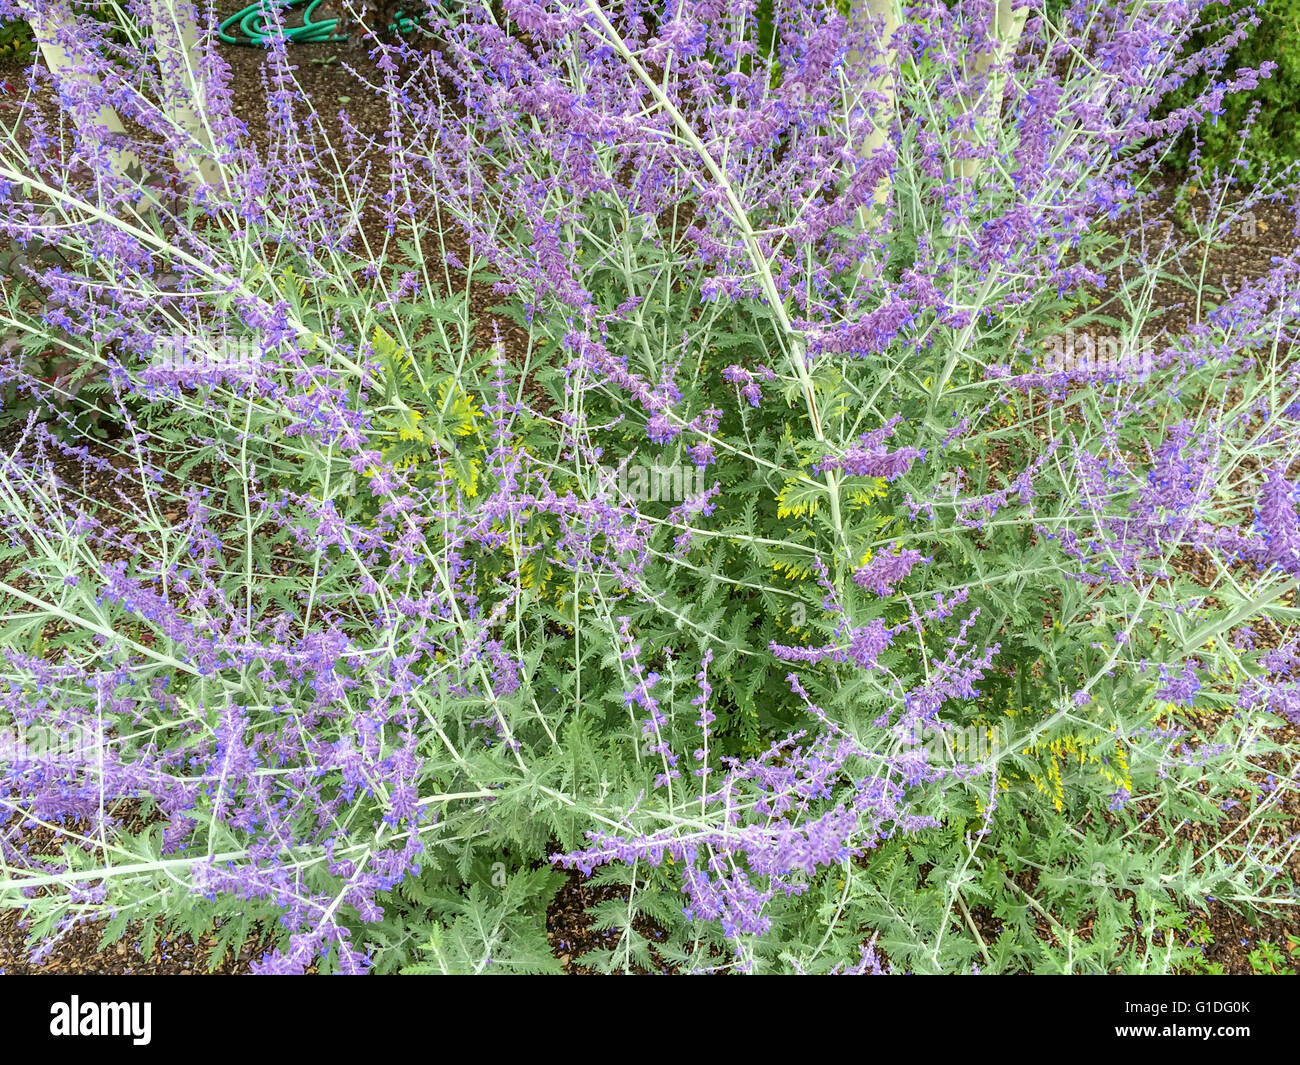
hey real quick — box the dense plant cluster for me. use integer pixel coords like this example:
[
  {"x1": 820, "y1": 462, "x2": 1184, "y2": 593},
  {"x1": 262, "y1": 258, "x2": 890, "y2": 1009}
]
[
  {"x1": 0, "y1": 0, "x2": 1297, "y2": 974},
  {"x1": 0, "y1": 19, "x2": 34, "y2": 61},
  {"x1": 1155, "y1": 0, "x2": 1300, "y2": 185}
]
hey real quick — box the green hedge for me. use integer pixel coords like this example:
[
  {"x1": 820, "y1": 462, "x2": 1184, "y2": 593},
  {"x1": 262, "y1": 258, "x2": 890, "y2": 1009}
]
[
  {"x1": 0, "y1": 19, "x2": 35, "y2": 64},
  {"x1": 1159, "y1": 0, "x2": 1300, "y2": 183}
]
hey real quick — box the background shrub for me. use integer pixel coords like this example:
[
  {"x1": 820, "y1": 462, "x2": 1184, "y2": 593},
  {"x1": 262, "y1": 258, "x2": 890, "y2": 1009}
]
[{"x1": 1160, "y1": 0, "x2": 1300, "y2": 183}]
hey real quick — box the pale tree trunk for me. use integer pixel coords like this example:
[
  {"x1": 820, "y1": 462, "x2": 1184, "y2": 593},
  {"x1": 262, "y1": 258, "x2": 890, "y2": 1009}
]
[
  {"x1": 143, "y1": 0, "x2": 224, "y2": 188},
  {"x1": 846, "y1": 0, "x2": 901, "y2": 229},
  {"x1": 956, "y1": 0, "x2": 1029, "y2": 181},
  {"x1": 17, "y1": 0, "x2": 143, "y2": 180},
  {"x1": 18, "y1": 1, "x2": 219, "y2": 189}
]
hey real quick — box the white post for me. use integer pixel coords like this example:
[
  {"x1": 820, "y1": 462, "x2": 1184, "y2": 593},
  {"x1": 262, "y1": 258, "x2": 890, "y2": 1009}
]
[
  {"x1": 17, "y1": 0, "x2": 143, "y2": 179},
  {"x1": 144, "y1": 0, "x2": 223, "y2": 188},
  {"x1": 846, "y1": 0, "x2": 901, "y2": 227},
  {"x1": 955, "y1": 0, "x2": 1029, "y2": 181},
  {"x1": 19, "y1": 1, "x2": 219, "y2": 189}
]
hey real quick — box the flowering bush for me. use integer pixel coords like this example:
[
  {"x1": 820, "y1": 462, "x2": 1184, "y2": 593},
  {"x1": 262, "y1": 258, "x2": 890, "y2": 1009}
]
[{"x1": 0, "y1": 0, "x2": 1297, "y2": 974}]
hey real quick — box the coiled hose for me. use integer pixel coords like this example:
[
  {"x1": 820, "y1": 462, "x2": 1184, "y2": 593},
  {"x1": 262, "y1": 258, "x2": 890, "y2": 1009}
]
[{"x1": 218, "y1": 1, "x2": 424, "y2": 45}]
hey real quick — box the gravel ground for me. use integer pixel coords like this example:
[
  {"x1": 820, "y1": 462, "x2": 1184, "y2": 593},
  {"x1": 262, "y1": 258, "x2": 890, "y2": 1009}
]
[{"x1": 0, "y1": 909, "x2": 278, "y2": 975}]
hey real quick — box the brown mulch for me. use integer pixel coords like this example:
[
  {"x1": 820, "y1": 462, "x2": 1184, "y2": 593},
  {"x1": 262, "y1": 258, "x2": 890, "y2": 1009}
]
[
  {"x1": 0, "y1": 910, "x2": 277, "y2": 975},
  {"x1": 546, "y1": 869, "x2": 676, "y2": 976}
]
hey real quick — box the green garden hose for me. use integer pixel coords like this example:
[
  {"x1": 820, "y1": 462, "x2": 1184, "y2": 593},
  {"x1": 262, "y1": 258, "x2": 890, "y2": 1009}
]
[{"x1": 218, "y1": 1, "x2": 426, "y2": 46}]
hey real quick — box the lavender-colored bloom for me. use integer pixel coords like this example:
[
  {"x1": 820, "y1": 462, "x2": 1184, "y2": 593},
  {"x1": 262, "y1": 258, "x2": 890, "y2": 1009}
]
[
  {"x1": 1256, "y1": 466, "x2": 1300, "y2": 575},
  {"x1": 1156, "y1": 661, "x2": 1201, "y2": 707},
  {"x1": 852, "y1": 549, "x2": 927, "y2": 596}
]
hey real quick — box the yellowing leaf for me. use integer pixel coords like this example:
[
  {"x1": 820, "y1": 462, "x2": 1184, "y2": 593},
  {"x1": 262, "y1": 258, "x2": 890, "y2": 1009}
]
[
  {"x1": 771, "y1": 558, "x2": 815, "y2": 580},
  {"x1": 371, "y1": 325, "x2": 401, "y2": 360},
  {"x1": 394, "y1": 407, "x2": 426, "y2": 443},
  {"x1": 776, "y1": 478, "x2": 821, "y2": 520},
  {"x1": 435, "y1": 377, "x2": 482, "y2": 437},
  {"x1": 451, "y1": 455, "x2": 480, "y2": 498},
  {"x1": 845, "y1": 478, "x2": 888, "y2": 506}
]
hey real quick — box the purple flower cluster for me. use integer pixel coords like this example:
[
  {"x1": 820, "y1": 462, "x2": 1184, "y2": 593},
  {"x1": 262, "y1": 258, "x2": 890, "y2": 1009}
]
[{"x1": 852, "y1": 549, "x2": 927, "y2": 596}]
